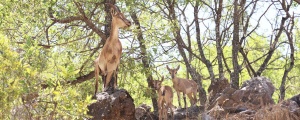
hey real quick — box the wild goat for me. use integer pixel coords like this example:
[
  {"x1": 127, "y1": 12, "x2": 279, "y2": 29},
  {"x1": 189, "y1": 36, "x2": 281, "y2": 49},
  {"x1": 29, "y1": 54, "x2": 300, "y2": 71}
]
[
  {"x1": 152, "y1": 77, "x2": 174, "y2": 120},
  {"x1": 94, "y1": 3, "x2": 131, "y2": 94},
  {"x1": 167, "y1": 65, "x2": 198, "y2": 108}
]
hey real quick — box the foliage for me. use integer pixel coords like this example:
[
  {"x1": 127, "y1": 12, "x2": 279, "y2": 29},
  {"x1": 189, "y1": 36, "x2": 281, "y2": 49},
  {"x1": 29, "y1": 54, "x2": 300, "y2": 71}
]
[
  {"x1": 0, "y1": 35, "x2": 95, "y2": 119},
  {"x1": 0, "y1": 0, "x2": 299, "y2": 119}
]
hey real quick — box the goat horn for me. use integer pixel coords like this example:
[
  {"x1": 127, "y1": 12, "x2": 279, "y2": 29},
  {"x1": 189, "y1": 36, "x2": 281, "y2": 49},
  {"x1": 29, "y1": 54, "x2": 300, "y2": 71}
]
[
  {"x1": 176, "y1": 65, "x2": 180, "y2": 70},
  {"x1": 166, "y1": 65, "x2": 170, "y2": 70},
  {"x1": 105, "y1": 3, "x2": 120, "y2": 12}
]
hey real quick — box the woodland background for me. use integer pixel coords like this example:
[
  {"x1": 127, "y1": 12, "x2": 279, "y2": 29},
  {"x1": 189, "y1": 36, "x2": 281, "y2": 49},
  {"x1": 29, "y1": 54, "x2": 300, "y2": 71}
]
[{"x1": 0, "y1": 0, "x2": 300, "y2": 119}]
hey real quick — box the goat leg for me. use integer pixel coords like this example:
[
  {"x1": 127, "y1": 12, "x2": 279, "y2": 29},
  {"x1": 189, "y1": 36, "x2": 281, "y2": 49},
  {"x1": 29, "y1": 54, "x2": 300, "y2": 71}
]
[
  {"x1": 115, "y1": 67, "x2": 119, "y2": 89},
  {"x1": 183, "y1": 93, "x2": 187, "y2": 109},
  {"x1": 113, "y1": 70, "x2": 118, "y2": 90},
  {"x1": 157, "y1": 98, "x2": 163, "y2": 120},
  {"x1": 110, "y1": 75, "x2": 115, "y2": 91},
  {"x1": 101, "y1": 74, "x2": 106, "y2": 92},
  {"x1": 162, "y1": 105, "x2": 167, "y2": 120},
  {"x1": 193, "y1": 91, "x2": 197, "y2": 106},
  {"x1": 177, "y1": 92, "x2": 181, "y2": 108},
  {"x1": 168, "y1": 103, "x2": 174, "y2": 119},
  {"x1": 187, "y1": 93, "x2": 194, "y2": 106},
  {"x1": 103, "y1": 71, "x2": 113, "y2": 92}
]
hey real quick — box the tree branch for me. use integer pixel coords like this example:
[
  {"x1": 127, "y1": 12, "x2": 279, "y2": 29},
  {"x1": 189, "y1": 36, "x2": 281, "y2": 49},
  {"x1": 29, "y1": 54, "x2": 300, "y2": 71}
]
[
  {"x1": 255, "y1": 7, "x2": 289, "y2": 76},
  {"x1": 74, "y1": 2, "x2": 107, "y2": 41},
  {"x1": 67, "y1": 71, "x2": 95, "y2": 85},
  {"x1": 41, "y1": 71, "x2": 95, "y2": 89},
  {"x1": 294, "y1": 0, "x2": 300, "y2": 4}
]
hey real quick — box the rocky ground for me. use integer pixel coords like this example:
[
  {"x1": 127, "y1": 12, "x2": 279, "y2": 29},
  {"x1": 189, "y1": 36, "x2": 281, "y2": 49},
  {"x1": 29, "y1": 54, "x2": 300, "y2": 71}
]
[{"x1": 88, "y1": 77, "x2": 300, "y2": 120}]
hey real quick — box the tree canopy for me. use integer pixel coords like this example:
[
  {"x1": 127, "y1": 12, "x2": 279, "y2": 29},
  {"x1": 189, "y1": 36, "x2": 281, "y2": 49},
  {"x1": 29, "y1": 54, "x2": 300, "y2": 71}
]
[{"x1": 0, "y1": 0, "x2": 299, "y2": 119}]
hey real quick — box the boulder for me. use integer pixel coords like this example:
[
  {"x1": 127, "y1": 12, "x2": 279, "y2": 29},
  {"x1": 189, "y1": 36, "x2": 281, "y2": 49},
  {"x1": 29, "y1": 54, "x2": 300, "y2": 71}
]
[
  {"x1": 289, "y1": 94, "x2": 300, "y2": 107},
  {"x1": 283, "y1": 94, "x2": 300, "y2": 117},
  {"x1": 173, "y1": 106, "x2": 204, "y2": 120},
  {"x1": 88, "y1": 89, "x2": 136, "y2": 120},
  {"x1": 254, "y1": 100, "x2": 300, "y2": 120},
  {"x1": 208, "y1": 78, "x2": 230, "y2": 104},
  {"x1": 135, "y1": 106, "x2": 204, "y2": 120},
  {"x1": 207, "y1": 76, "x2": 276, "y2": 119},
  {"x1": 139, "y1": 113, "x2": 158, "y2": 120},
  {"x1": 204, "y1": 77, "x2": 300, "y2": 120},
  {"x1": 135, "y1": 104, "x2": 152, "y2": 120},
  {"x1": 240, "y1": 76, "x2": 275, "y2": 105}
]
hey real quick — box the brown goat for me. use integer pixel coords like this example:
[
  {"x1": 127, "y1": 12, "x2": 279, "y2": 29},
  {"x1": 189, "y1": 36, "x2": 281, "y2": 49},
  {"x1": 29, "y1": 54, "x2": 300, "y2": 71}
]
[
  {"x1": 167, "y1": 65, "x2": 198, "y2": 108},
  {"x1": 152, "y1": 77, "x2": 174, "y2": 120},
  {"x1": 94, "y1": 3, "x2": 131, "y2": 94}
]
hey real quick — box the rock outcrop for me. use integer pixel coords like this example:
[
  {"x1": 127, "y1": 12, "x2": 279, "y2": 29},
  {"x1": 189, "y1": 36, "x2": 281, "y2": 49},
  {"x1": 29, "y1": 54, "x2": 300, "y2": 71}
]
[
  {"x1": 132, "y1": 77, "x2": 300, "y2": 120},
  {"x1": 88, "y1": 89, "x2": 136, "y2": 120},
  {"x1": 208, "y1": 78, "x2": 230, "y2": 105},
  {"x1": 173, "y1": 106, "x2": 204, "y2": 120},
  {"x1": 135, "y1": 104, "x2": 156, "y2": 120},
  {"x1": 253, "y1": 96, "x2": 300, "y2": 120},
  {"x1": 135, "y1": 105, "x2": 204, "y2": 120},
  {"x1": 207, "y1": 77, "x2": 276, "y2": 119}
]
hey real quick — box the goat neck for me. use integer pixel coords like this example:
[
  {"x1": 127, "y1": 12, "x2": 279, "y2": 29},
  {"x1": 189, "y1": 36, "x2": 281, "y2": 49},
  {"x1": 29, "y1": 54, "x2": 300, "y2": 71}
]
[
  {"x1": 109, "y1": 19, "x2": 120, "y2": 41},
  {"x1": 171, "y1": 76, "x2": 180, "y2": 85}
]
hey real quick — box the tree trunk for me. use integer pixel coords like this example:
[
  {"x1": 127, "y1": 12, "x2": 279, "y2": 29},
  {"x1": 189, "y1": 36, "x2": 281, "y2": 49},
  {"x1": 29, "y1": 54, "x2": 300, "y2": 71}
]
[
  {"x1": 130, "y1": 11, "x2": 158, "y2": 114},
  {"x1": 104, "y1": 0, "x2": 115, "y2": 39},
  {"x1": 215, "y1": 0, "x2": 224, "y2": 80},
  {"x1": 166, "y1": 0, "x2": 206, "y2": 105},
  {"x1": 231, "y1": 0, "x2": 240, "y2": 89},
  {"x1": 194, "y1": 1, "x2": 215, "y2": 81},
  {"x1": 238, "y1": 0, "x2": 256, "y2": 77},
  {"x1": 279, "y1": 14, "x2": 294, "y2": 101},
  {"x1": 255, "y1": 18, "x2": 287, "y2": 76}
]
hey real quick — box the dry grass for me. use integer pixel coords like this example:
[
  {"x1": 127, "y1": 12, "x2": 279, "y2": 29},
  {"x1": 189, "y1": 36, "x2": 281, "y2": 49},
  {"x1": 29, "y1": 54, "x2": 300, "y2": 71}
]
[
  {"x1": 205, "y1": 101, "x2": 300, "y2": 120},
  {"x1": 253, "y1": 104, "x2": 300, "y2": 120}
]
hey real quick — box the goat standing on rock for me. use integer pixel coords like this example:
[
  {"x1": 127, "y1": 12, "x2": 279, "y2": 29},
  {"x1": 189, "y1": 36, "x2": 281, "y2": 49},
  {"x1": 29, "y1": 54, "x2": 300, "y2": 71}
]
[
  {"x1": 152, "y1": 77, "x2": 174, "y2": 120},
  {"x1": 94, "y1": 3, "x2": 131, "y2": 94},
  {"x1": 167, "y1": 65, "x2": 198, "y2": 109}
]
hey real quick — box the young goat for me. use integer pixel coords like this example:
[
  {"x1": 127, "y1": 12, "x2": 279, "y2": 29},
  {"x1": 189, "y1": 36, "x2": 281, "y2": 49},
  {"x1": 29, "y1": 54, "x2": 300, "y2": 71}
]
[
  {"x1": 167, "y1": 65, "x2": 198, "y2": 108},
  {"x1": 94, "y1": 3, "x2": 131, "y2": 94},
  {"x1": 152, "y1": 77, "x2": 174, "y2": 120}
]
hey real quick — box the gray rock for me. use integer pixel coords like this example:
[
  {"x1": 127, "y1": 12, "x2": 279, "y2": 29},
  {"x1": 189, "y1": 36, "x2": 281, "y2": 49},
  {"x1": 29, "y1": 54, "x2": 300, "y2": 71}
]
[{"x1": 88, "y1": 89, "x2": 136, "y2": 120}]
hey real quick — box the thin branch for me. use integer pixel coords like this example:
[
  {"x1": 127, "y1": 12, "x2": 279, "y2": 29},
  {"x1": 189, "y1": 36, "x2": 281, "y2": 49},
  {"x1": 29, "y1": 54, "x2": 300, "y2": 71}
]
[{"x1": 45, "y1": 22, "x2": 56, "y2": 46}]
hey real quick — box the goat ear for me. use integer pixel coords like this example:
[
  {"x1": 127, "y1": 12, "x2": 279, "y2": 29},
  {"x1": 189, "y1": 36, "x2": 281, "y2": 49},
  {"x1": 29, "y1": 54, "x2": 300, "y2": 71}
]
[
  {"x1": 150, "y1": 79, "x2": 154, "y2": 86},
  {"x1": 161, "y1": 76, "x2": 164, "y2": 82},
  {"x1": 110, "y1": 8, "x2": 118, "y2": 16},
  {"x1": 150, "y1": 76, "x2": 153, "y2": 82},
  {"x1": 106, "y1": 3, "x2": 117, "y2": 16},
  {"x1": 176, "y1": 65, "x2": 180, "y2": 71},
  {"x1": 110, "y1": 9, "x2": 114, "y2": 16}
]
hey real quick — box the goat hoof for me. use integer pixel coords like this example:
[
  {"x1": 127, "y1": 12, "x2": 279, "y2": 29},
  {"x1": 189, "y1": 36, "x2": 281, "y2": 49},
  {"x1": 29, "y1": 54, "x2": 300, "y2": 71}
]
[
  {"x1": 114, "y1": 86, "x2": 119, "y2": 90},
  {"x1": 103, "y1": 87, "x2": 109, "y2": 92}
]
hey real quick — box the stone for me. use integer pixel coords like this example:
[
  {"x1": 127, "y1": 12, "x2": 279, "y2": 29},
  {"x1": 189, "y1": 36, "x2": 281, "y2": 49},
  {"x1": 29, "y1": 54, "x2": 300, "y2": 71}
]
[
  {"x1": 240, "y1": 76, "x2": 275, "y2": 105},
  {"x1": 207, "y1": 76, "x2": 276, "y2": 119},
  {"x1": 88, "y1": 89, "x2": 136, "y2": 120},
  {"x1": 208, "y1": 78, "x2": 230, "y2": 103},
  {"x1": 135, "y1": 104, "x2": 151, "y2": 120},
  {"x1": 289, "y1": 94, "x2": 300, "y2": 107}
]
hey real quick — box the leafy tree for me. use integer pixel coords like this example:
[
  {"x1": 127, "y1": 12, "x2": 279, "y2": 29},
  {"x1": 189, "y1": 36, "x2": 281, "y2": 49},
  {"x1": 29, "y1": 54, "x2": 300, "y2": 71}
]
[{"x1": 0, "y1": 0, "x2": 300, "y2": 119}]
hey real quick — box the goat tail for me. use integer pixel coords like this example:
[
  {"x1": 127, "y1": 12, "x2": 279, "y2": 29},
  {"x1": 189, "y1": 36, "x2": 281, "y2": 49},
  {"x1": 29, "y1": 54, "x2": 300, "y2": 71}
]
[
  {"x1": 162, "y1": 89, "x2": 165, "y2": 96},
  {"x1": 94, "y1": 60, "x2": 99, "y2": 95},
  {"x1": 161, "y1": 87, "x2": 166, "y2": 96}
]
